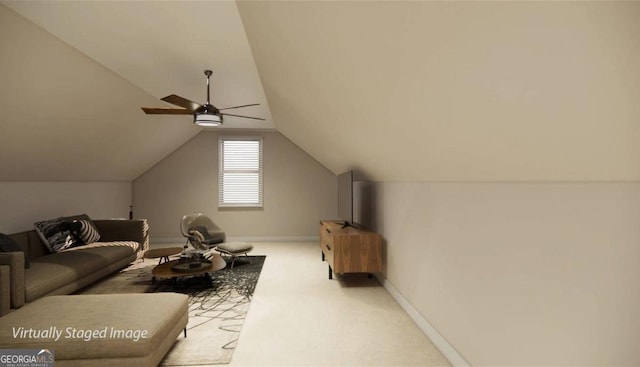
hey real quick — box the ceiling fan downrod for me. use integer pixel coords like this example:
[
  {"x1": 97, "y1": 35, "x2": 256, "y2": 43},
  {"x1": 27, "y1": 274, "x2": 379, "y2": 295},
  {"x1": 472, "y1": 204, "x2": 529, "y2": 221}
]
[{"x1": 204, "y1": 69, "x2": 213, "y2": 105}]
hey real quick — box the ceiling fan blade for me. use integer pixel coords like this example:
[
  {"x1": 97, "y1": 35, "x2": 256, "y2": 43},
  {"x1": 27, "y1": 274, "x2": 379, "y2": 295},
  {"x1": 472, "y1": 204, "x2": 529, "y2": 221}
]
[
  {"x1": 218, "y1": 103, "x2": 260, "y2": 111},
  {"x1": 141, "y1": 107, "x2": 192, "y2": 115},
  {"x1": 160, "y1": 94, "x2": 202, "y2": 112},
  {"x1": 221, "y1": 113, "x2": 266, "y2": 121}
]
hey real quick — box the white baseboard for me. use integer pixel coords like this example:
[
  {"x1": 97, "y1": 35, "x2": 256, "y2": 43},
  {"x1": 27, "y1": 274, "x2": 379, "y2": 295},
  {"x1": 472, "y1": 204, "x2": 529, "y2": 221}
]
[
  {"x1": 151, "y1": 238, "x2": 185, "y2": 244},
  {"x1": 151, "y1": 236, "x2": 318, "y2": 244},
  {"x1": 376, "y1": 274, "x2": 471, "y2": 367}
]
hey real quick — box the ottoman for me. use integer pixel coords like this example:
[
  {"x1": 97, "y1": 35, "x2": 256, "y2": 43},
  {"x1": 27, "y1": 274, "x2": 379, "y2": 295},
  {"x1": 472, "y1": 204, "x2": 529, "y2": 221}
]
[
  {"x1": 0, "y1": 293, "x2": 188, "y2": 366},
  {"x1": 214, "y1": 242, "x2": 253, "y2": 269}
]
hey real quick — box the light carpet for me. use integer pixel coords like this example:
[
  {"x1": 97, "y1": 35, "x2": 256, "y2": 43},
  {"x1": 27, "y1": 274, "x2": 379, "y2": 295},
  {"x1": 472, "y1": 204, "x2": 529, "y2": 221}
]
[{"x1": 78, "y1": 255, "x2": 266, "y2": 366}]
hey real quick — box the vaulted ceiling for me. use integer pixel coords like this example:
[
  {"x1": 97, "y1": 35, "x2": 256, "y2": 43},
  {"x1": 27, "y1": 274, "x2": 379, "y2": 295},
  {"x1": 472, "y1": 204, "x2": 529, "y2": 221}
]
[
  {"x1": 1, "y1": 1, "x2": 272, "y2": 181},
  {"x1": 237, "y1": 1, "x2": 640, "y2": 181},
  {"x1": 2, "y1": 1, "x2": 640, "y2": 182}
]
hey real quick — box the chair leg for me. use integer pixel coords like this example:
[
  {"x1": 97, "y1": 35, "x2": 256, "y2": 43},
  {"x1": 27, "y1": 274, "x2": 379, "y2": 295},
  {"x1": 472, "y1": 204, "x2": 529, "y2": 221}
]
[{"x1": 220, "y1": 251, "x2": 251, "y2": 269}]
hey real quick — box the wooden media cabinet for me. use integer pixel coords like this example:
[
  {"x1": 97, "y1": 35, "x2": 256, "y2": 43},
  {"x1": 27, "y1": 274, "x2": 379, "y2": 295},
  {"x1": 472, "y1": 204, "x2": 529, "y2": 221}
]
[{"x1": 319, "y1": 220, "x2": 382, "y2": 279}]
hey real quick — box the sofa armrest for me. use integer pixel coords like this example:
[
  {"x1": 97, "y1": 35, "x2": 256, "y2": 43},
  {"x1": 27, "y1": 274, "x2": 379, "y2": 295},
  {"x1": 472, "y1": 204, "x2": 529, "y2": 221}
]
[
  {"x1": 0, "y1": 265, "x2": 10, "y2": 316},
  {"x1": 0, "y1": 252, "x2": 25, "y2": 309},
  {"x1": 93, "y1": 219, "x2": 149, "y2": 253}
]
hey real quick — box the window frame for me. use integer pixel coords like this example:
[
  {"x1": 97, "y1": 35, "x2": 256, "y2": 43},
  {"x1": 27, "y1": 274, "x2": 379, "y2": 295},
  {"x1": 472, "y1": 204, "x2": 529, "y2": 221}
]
[{"x1": 218, "y1": 135, "x2": 264, "y2": 208}]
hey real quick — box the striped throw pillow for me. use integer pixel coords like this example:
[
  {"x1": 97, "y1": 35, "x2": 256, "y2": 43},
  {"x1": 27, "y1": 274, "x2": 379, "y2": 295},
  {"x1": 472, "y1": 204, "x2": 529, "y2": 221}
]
[{"x1": 72, "y1": 219, "x2": 100, "y2": 244}]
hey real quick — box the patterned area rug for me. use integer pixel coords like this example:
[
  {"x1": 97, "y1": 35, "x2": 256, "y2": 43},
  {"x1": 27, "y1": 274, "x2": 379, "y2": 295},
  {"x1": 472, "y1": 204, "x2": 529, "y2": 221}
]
[{"x1": 78, "y1": 255, "x2": 266, "y2": 365}]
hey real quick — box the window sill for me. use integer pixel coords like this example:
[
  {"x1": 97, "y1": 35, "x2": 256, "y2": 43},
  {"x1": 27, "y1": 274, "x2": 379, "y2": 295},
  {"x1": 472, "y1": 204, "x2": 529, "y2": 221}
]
[{"x1": 218, "y1": 205, "x2": 264, "y2": 211}]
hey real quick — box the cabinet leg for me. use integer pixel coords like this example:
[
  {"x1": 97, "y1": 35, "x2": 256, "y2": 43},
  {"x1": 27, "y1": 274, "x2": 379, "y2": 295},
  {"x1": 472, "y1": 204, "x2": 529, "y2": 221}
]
[
  {"x1": 322, "y1": 251, "x2": 325, "y2": 262},
  {"x1": 328, "y1": 265, "x2": 333, "y2": 280}
]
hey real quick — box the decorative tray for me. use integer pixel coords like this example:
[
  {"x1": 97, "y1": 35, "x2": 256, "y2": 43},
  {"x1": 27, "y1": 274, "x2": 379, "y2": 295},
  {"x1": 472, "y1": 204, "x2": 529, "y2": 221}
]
[{"x1": 171, "y1": 260, "x2": 213, "y2": 273}]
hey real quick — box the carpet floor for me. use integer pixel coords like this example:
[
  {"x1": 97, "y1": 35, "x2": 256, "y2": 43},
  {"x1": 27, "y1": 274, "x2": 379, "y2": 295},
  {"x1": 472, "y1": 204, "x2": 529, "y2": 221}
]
[{"x1": 77, "y1": 255, "x2": 266, "y2": 366}]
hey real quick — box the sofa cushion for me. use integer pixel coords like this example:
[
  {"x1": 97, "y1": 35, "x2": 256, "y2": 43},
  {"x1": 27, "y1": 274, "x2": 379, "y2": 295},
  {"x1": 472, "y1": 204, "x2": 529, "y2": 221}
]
[
  {"x1": 24, "y1": 242, "x2": 138, "y2": 302},
  {"x1": 0, "y1": 233, "x2": 29, "y2": 268}
]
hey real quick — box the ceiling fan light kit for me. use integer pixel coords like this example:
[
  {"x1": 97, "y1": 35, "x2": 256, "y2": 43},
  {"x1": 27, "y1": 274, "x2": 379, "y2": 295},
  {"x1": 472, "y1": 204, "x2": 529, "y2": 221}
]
[
  {"x1": 141, "y1": 69, "x2": 265, "y2": 126},
  {"x1": 194, "y1": 104, "x2": 222, "y2": 127}
]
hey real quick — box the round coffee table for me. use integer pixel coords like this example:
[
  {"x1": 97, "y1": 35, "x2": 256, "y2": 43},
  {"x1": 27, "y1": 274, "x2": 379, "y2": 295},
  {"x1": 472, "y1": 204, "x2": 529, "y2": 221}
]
[
  {"x1": 152, "y1": 254, "x2": 226, "y2": 284},
  {"x1": 144, "y1": 247, "x2": 183, "y2": 265}
]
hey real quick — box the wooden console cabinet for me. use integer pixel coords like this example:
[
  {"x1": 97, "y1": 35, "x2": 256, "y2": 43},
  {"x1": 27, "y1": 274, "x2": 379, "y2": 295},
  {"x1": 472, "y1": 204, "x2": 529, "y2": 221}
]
[{"x1": 319, "y1": 220, "x2": 382, "y2": 279}]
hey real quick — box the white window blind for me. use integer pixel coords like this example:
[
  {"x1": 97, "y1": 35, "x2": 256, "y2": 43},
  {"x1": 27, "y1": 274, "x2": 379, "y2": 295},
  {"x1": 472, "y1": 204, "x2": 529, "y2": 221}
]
[{"x1": 218, "y1": 136, "x2": 263, "y2": 207}]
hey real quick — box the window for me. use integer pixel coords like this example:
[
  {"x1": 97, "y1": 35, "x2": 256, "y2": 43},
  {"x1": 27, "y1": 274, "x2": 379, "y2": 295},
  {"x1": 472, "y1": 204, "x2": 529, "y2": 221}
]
[{"x1": 218, "y1": 136, "x2": 263, "y2": 207}]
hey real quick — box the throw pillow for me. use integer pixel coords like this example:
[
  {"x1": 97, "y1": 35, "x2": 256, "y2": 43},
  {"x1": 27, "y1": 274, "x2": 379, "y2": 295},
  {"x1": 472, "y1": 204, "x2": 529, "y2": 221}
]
[
  {"x1": 0, "y1": 233, "x2": 30, "y2": 268},
  {"x1": 33, "y1": 217, "x2": 78, "y2": 253},
  {"x1": 190, "y1": 226, "x2": 212, "y2": 241},
  {"x1": 65, "y1": 214, "x2": 100, "y2": 243},
  {"x1": 70, "y1": 219, "x2": 100, "y2": 245}
]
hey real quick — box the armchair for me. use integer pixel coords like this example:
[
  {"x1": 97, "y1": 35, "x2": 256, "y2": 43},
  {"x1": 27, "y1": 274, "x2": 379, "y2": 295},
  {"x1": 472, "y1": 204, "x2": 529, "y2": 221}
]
[{"x1": 180, "y1": 213, "x2": 226, "y2": 250}]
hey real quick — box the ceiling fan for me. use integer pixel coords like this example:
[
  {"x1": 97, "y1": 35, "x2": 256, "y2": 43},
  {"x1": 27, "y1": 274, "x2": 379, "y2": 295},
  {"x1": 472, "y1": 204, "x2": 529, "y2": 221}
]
[{"x1": 141, "y1": 70, "x2": 265, "y2": 127}]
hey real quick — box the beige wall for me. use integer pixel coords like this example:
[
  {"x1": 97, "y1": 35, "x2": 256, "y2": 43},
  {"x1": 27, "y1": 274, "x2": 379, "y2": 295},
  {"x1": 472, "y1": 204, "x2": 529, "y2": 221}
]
[
  {"x1": 0, "y1": 4, "x2": 200, "y2": 182},
  {"x1": 133, "y1": 131, "x2": 337, "y2": 240},
  {"x1": 0, "y1": 181, "x2": 132, "y2": 233},
  {"x1": 370, "y1": 182, "x2": 640, "y2": 366}
]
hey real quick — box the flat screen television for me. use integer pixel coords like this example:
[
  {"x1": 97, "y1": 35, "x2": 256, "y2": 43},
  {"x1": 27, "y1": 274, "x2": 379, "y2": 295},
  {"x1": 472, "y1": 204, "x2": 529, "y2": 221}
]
[{"x1": 337, "y1": 170, "x2": 353, "y2": 226}]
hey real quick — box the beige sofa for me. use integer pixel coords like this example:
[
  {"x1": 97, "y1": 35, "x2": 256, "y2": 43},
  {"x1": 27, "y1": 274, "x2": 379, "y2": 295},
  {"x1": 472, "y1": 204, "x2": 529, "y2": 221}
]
[{"x1": 0, "y1": 219, "x2": 149, "y2": 313}]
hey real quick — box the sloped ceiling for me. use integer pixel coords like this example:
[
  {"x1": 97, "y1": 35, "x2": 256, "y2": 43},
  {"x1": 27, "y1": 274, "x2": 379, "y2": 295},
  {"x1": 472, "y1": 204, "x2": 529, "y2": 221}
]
[
  {"x1": 0, "y1": 4, "x2": 195, "y2": 181},
  {"x1": 237, "y1": 1, "x2": 640, "y2": 181},
  {"x1": 2, "y1": 1, "x2": 639, "y2": 183},
  {"x1": 1, "y1": 1, "x2": 273, "y2": 181}
]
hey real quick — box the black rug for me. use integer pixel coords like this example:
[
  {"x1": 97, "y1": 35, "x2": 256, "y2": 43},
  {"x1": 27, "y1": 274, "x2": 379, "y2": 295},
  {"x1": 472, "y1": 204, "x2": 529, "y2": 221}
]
[
  {"x1": 79, "y1": 255, "x2": 266, "y2": 365},
  {"x1": 153, "y1": 255, "x2": 265, "y2": 297}
]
